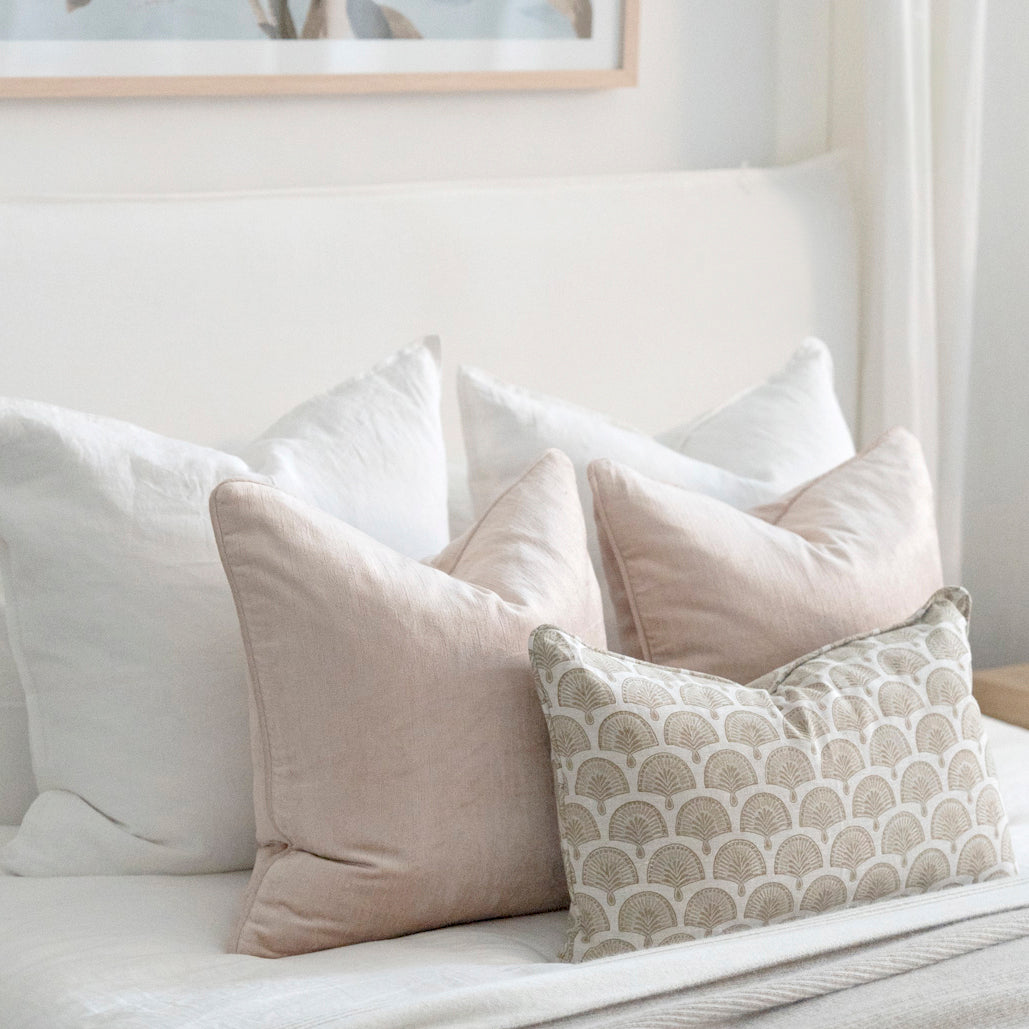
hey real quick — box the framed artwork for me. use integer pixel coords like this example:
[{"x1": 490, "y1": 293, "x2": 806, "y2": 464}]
[{"x1": 0, "y1": 0, "x2": 638, "y2": 98}]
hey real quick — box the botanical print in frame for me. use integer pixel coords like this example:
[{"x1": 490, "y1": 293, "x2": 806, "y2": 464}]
[{"x1": 0, "y1": 0, "x2": 638, "y2": 97}]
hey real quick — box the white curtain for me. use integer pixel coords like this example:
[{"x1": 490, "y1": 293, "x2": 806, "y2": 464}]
[{"x1": 827, "y1": 0, "x2": 987, "y2": 583}]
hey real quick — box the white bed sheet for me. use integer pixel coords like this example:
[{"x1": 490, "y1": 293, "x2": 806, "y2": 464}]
[
  {"x1": 0, "y1": 872, "x2": 566, "y2": 1027},
  {"x1": 0, "y1": 716, "x2": 1026, "y2": 1029},
  {"x1": 4, "y1": 868, "x2": 1029, "y2": 1029},
  {"x1": 987, "y1": 715, "x2": 1029, "y2": 862}
]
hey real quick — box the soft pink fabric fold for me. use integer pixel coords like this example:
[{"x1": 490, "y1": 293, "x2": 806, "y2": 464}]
[{"x1": 590, "y1": 428, "x2": 944, "y2": 683}]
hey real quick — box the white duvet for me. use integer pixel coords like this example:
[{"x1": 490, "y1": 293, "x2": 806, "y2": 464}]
[{"x1": 2, "y1": 716, "x2": 1028, "y2": 1029}]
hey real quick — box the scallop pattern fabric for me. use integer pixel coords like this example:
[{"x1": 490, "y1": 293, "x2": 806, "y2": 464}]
[{"x1": 530, "y1": 587, "x2": 1017, "y2": 962}]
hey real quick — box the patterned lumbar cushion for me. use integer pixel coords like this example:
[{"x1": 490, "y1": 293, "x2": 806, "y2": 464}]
[
  {"x1": 213, "y1": 448, "x2": 605, "y2": 958},
  {"x1": 530, "y1": 588, "x2": 1017, "y2": 962}
]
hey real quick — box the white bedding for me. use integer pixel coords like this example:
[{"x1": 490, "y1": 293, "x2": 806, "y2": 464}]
[
  {"x1": 3, "y1": 867, "x2": 1029, "y2": 1029},
  {"x1": 995, "y1": 715, "x2": 1029, "y2": 862},
  {"x1": 1, "y1": 715, "x2": 1027, "y2": 1029}
]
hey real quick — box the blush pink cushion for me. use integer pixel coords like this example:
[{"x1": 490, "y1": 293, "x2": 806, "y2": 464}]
[
  {"x1": 212, "y1": 449, "x2": 605, "y2": 958},
  {"x1": 589, "y1": 428, "x2": 944, "y2": 683}
]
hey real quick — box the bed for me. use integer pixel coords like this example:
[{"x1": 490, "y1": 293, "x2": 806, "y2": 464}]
[
  {"x1": 1, "y1": 154, "x2": 1027, "y2": 1028},
  {"x1": 0, "y1": 715, "x2": 1027, "y2": 1028}
]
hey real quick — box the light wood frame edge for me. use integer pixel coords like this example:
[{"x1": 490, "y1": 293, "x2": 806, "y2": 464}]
[{"x1": 0, "y1": 0, "x2": 639, "y2": 99}]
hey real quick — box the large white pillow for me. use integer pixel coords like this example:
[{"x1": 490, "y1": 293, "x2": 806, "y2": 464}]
[
  {"x1": 0, "y1": 339, "x2": 448, "y2": 876},
  {"x1": 458, "y1": 338, "x2": 854, "y2": 639}
]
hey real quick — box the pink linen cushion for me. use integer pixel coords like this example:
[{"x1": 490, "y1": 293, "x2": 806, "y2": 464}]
[
  {"x1": 212, "y1": 449, "x2": 605, "y2": 958},
  {"x1": 589, "y1": 428, "x2": 945, "y2": 684}
]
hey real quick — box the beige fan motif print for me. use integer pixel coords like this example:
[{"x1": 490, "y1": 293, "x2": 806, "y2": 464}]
[{"x1": 530, "y1": 587, "x2": 1018, "y2": 962}]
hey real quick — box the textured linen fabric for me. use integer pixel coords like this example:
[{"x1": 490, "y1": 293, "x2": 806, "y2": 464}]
[
  {"x1": 983, "y1": 716, "x2": 1029, "y2": 884},
  {"x1": 0, "y1": 610, "x2": 33, "y2": 824},
  {"x1": 531, "y1": 588, "x2": 1017, "y2": 962},
  {"x1": 591, "y1": 427, "x2": 944, "y2": 683},
  {"x1": 652, "y1": 338, "x2": 855, "y2": 483},
  {"x1": 2, "y1": 867, "x2": 1029, "y2": 1028},
  {"x1": 0, "y1": 340, "x2": 448, "y2": 877},
  {"x1": 212, "y1": 449, "x2": 605, "y2": 958},
  {"x1": 458, "y1": 339, "x2": 854, "y2": 641}
]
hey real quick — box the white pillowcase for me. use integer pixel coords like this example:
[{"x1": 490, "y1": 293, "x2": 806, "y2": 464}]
[
  {"x1": 652, "y1": 338, "x2": 856, "y2": 482},
  {"x1": 458, "y1": 338, "x2": 854, "y2": 640},
  {"x1": 0, "y1": 607, "x2": 34, "y2": 826},
  {"x1": 0, "y1": 339, "x2": 448, "y2": 876}
]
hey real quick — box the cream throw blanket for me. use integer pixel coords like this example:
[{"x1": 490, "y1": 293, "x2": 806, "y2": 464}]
[
  {"x1": 351, "y1": 878, "x2": 1029, "y2": 1029},
  {"x1": 3, "y1": 868, "x2": 1027, "y2": 1027}
]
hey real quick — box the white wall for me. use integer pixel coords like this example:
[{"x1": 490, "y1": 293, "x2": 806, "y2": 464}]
[
  {"x1": 0, "y1": 1, "x2": 778, "y2": 196},
  {"x1": 962, "y1": 0, "x2": 1029, "y2": 669},
  {"x1": 0, "y1": 0, "x2": 787, "y2": 457}
]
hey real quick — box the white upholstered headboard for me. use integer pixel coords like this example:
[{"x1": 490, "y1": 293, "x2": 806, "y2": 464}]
[
  {"x1": 0, "y1": 152, "x2": 857, "y2": 826},
  {"x1": 0, "y1": 153, "x2": 857, "y2": 457}
]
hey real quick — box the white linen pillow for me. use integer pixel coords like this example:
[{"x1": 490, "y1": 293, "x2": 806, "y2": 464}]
[
  {"x1": 447, "y1": 461, "x2": 476, "y2": 539},
  {"x1": 653, "y1": 338, "x2": 855, "y2": 482},
  {"x1": 458, "y1": 339, "x2": 854, "y2": 639},
  {"x1": 0, "y1": 339, "x2": 448, "y2": 876},
  {"x1": 0, "y1": 601, "x2": 34, "y2": 826}
]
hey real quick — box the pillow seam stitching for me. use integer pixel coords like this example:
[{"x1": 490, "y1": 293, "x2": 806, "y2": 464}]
[
  {"x1": 210, "y1": 484, "x2": 284, "y2": 953},
  {"x1": 437, "y1": 450, "x2": 552, "y2": 575},
  {"x1": 590, "y1": 468, "x2": 653, "y2": 663}
]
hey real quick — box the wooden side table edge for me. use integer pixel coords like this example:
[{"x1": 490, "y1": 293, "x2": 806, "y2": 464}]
[{"x1": 973, "y1": 664, "x2": 1029, "y2": 731}]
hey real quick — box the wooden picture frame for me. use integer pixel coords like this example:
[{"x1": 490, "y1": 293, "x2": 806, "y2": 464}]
[{"x1": 0, "y1": 0, "x2": 638, "y2": 99}]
